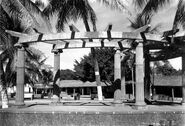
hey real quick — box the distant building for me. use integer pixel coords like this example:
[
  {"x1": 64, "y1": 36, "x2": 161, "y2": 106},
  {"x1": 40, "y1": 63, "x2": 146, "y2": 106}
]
[
  {"x1": 58, "y1": 80, "x2": 111, "y2": 97},
  {"x1": 152, "y1": 75, "x2": 182, "y2": 101}
]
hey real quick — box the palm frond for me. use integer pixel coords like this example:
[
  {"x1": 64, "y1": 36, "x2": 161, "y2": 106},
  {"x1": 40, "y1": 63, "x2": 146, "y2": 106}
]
[
  {"x1": 1, "y1": 0, "x2": 36, "y2": 34},
  {"x1": 173, "y1": 0, "x2": 185, "y2": 30},
  {"x1": 132, "y1": 0, "x2": 148, "y2": 9},
  {"x1": 96, "y1": 0, "x2": 129, "y2": 12},
  {"x1": 44, "y1": 0, "x2": 97, "y2": 32},
  {"x1": 19, "y1": 0, "x2": 52, "y2": 33},
  {"x1": 128, "y1": 13, "x2": 152, "y2": 30},
  {"x1": 25, "y1": 47, "x2": 46, "y2": 66},
  {"x1": 150, "y1": 23, "x2": 163, "y2": 33},
  {"x1": 0, "y1": 6, "x2": 15, "y2": 49},
  {"x1": 141, "y1": 0, "x2": 171, "y2": 16}
]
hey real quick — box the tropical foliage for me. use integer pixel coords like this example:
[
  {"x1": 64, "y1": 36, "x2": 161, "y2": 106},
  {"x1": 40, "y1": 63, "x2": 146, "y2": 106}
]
[
  {"x1": 74, "y1": 48, "x2": 115, "y2": 83},
  {"x1": 132, "y1": 0, "x2": 185, "y2": 30},
  {"x1": 0, "y1": 0, "x2": 53, "y2": 91},
  {"x1": 60, "y1": 69, "x2": 78, "y2": 80}
]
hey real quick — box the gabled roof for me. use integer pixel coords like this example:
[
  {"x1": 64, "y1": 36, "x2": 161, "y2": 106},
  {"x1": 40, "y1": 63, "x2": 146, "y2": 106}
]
[{"x1": 58, "y1": 80, "x2": 111, "y2": 88}]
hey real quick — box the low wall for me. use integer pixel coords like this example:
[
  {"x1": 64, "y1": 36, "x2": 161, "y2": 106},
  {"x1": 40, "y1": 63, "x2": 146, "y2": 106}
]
[{"x1": 0, "y1": 110, "x2": 185, "y2": 126}]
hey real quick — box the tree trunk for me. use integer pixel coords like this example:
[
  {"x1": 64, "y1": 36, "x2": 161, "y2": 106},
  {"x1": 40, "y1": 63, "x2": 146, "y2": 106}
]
[
  {"x1": 83, "y1": 18, "x2": 103, "y2": 100},
  {"x1": 0, "y1": 59, "x2": 8, "y2": 108},
  {"x1": 1, "y1": 88, "x2": 8, "y2": 108}
]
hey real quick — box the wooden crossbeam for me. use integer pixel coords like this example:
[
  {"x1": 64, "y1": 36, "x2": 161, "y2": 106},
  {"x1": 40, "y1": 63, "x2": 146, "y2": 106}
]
[
  {"x1": 6, "y1": 31, "x2": 164, "y2": 44},
  {"x1": 150, "y1": 52, "x2": 182, "y2": 61},
  {"x1": 149, "y1": 48, "x2": 183, "y2": 61},
  {"x1": 69, "y1": 24, "x2": 80, "y2": 32},
  {"x1": 6, "y1": 30, "x2": 30, "y2": 37},
  {"x1": 105, "y1": 24, "x2": 112, "y2": 40},
  {"x1": 52, "y1": 40, "x2": 131, "y2": 49},
  {"x1": 104, "y1": 24, "x2": 112, "y2": 31},
  {"x1": 133, "y1": 24, "x2": 151, "y2": 33},
  {"x1": 162, "y1": 29, "x2": 179, "y2": 37}
]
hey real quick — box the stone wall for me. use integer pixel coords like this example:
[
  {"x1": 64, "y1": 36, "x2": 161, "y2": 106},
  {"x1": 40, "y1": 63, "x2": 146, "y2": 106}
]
[{"x1": 0, "y1": 111, "x2": 185, "y2": 126}]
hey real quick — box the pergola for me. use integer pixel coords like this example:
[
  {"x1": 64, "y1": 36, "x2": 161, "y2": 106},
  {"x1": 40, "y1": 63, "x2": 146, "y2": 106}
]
[{"x1": 6, "y1": 24, "x2": 185, "y2": 107}]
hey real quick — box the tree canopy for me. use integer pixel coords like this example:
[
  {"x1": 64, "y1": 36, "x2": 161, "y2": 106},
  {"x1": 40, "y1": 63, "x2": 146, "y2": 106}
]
[{"x1": 74, "y1": 48, "x2": 115, "y2": 83}]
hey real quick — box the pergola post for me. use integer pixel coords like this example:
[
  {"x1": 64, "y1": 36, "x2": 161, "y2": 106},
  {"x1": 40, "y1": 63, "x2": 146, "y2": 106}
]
[
  {"x1": 114, "y1": 49, "x2": 121, "y2": 81},
  {"x1": 135, "y1": 42, "x2": 146, "y2": 107},
  {"x1": 15, "y1": 46, "x2": 25, "y2": 106},
  {"x1": 121, "y1": 62, "x2": 126, "y2": 97},
  {"x1": 182, "y1": 54, "x2": 185, "y2": 105},
  {"x1": 120, "y1": 53, "x2": 126, "y2": 97},
  {"x1": 53, "y1": 51, "x2": 61, "y2": 101},
  {"x1": 54, "y1": 52, "x2": 60, "y2": 76}
]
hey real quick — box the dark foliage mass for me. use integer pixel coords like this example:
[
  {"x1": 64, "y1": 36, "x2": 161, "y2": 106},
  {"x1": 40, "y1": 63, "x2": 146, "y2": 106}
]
[
  {"x1": 60, "y1": 69, "x2": 78, "y2": 80},
  {"x1": 74, "y1": 48, "x2": 116, "y2": 83},
  {"x1": 154, "y1": 61, "x2": 181, "y2": 76}
]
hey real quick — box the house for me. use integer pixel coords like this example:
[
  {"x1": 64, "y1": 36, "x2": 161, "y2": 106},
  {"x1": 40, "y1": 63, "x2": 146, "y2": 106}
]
[
  {"x1": 33, "y1": 83, "x2": 53, "y2": 98},
  {"x1": 57, "y1": 80, "x2": 111, "y2": 98},
  {"x1": 152, "y1": 75, "x2": 182, "y2": 101}
]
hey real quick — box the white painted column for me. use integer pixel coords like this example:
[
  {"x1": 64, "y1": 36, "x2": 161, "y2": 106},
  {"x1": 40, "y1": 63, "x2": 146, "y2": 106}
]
[
  {"x1": 135, "y1": 43, "x2": 146, "y2": 106},
  {"x1": 121, "y1": 53, "x2": 126, "y2": 97},
  {"x1": 91, "y1": 48, "x2": 103, "y2": 101},
  {"x1": 114, "y1": 50, "x2": 121, "y2": 81},
  {"x1": 53, "y1": 51, "x2": 61, "y2": 101},
  {"x1": 54, "y1": 52, "x2": 60, "y2": 77}
]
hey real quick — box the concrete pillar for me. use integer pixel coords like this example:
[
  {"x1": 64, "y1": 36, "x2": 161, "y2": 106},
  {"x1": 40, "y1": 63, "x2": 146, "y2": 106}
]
[
  {"x1": 114, "y1": 50, "x2": 121, "y2": 81},
  {"x1": 135, "y1": 43, "x2": 146, "y2": 106},
  {"x1": 121, "y1": 53, "x2": 126, "y2": 97},
  {"x1": 82, "y1": 88, "x2": 84, "y2": 95},
  {"x1": 121, "y1": 66, "x2": 126, "y2": 96},
  {"x1": 54, "y1": 52, "x2": 60, "y2": 77},
  {"x1": 53, "y1": 51, "x2": 61, "y2": 101},
  {"x1": 15, "y1": 47, "x2": 25, "y2": 106},
  {"x1": 91, "y1": 48, "x2": 103, "y2": 101},
  {"x1": 182, "y1": 54, "x2": 185, "y2": 104}
]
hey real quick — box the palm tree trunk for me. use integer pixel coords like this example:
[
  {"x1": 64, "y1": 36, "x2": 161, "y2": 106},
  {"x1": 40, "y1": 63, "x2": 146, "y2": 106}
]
[
  {"x1": 83, "y1": 18, "x2": 103, "y2": 100},
  {"x1": 0, "y1": 59, "x2": 8, "y2": 108}
]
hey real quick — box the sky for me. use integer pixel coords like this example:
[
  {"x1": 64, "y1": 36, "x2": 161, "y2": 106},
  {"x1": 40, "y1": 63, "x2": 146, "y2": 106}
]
[{"x1": 33, "y1": 0, "x2": 182, "y2": 70}]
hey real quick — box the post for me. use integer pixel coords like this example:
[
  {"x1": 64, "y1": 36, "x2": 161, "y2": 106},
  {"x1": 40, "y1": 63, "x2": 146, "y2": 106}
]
[
  {"x1": 135, "y1": 42, "x2": 146, "y2": 107},
  {"x1": 182, "y1": 54, "x2": 185, "y2": 105},
  {"x1": 144, "y1": 48, "x2": 151, "y2": 100},
  {"x1": 54, "y1": 52, "x2": 60, "y2": 77},
  {"x1": 114, "y1": 49, "x2": 121, "y2": 81},
  {"x1": 132, "y1": 68, "x2": 135, "y2": 99},
  {"x1": 15, "y1": 46, "x2": 25, "y2": 106},
  {"x1": 91, "y1": 48, "x2": 103, "y2": 101},
  {"x1": 171, "y1": 88, "x2": 174, "y2": 102},
  {"x1": 121, "y1": 53, "x2": 126, "y2": 97},
  {"x1": 53, "y1": 51, "x2": 61, "y2": 101}
]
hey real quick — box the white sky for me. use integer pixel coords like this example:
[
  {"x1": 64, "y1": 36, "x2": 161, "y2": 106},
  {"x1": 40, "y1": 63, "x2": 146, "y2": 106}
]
[{"x1": 34, "y1": 1, "x2": 182, "y2": 70}]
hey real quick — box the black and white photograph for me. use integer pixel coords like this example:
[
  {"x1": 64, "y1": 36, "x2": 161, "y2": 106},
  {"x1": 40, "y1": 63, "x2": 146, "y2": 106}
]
[{"x1": 0, "y1": 0, "x2": 185, "y2": 125}]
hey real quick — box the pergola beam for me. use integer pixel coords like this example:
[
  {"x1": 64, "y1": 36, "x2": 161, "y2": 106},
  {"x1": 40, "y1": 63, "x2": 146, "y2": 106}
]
[
  {"x1": 6, "y1": 30, "x2": 165, "y2": 44},
  {"x1": 150, "y1": 50, "x2": 183, "y2": 61},
  {"x1": 52, "y1": 40, "x2": 131, "y2": 49}
]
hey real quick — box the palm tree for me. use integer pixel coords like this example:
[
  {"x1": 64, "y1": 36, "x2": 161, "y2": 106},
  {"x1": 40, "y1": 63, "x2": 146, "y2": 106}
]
[
  {"x1": 133, "y1": 0, "x2": 185, "y2": 30},
  {"x1": 0, "y1": 0, "x2": 52, "y2": 108}
]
